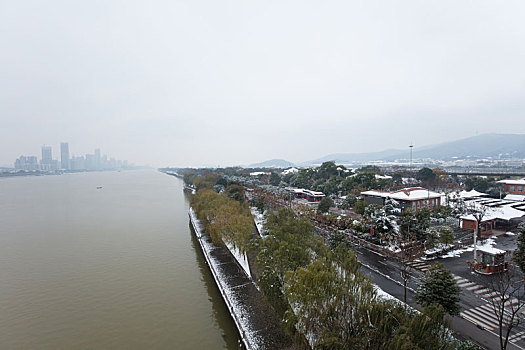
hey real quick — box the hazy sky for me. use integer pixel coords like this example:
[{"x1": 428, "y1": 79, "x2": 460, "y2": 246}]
[{"x1": 1, "y1": 0, "x2": 524, "y2": 167}]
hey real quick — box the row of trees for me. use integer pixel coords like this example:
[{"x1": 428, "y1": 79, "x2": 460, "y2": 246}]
[
  {"x1": 254, "y1": 209, "x2": 477, "y2": 349},
  {"x1": 191, "y1": 189, "x2": 253, "y2": 253},
  {"x1": 179, "y1": 164, "x2": 506, "y2": 200}
]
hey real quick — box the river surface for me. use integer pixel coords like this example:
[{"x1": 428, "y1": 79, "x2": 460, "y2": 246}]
[{"x1": 0, "y1": 170, "x2": 239, "y2": 349}]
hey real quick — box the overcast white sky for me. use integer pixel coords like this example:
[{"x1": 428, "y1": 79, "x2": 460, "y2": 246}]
[{"x1": 1, "y1": 0, "x2": 524, "y2": 167}]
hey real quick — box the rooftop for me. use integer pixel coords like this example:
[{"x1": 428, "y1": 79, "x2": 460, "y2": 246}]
[
  {"x1": 459, "y1": 199, "x2": 525, "y2": 222},
  {"x1": 504, "y1": 194, "x2": 525, "y2": 202},
  {"x1": 477, "y1": 246, "x2": 507, "y2": 256},
  {"x1": 498, "y1": 178, "x2": 525, "y2": 186},
  {"x1": 361, "y1": 187, "x2": 442, "y2": 201}
]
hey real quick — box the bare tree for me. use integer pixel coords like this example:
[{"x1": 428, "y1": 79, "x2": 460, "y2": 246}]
[
  {"x1": 396, "y1": 232, "x2": 417, "y2": 304},
  {"x1": 463, "y1": 201, "x2": 490, "y2": 263},
  {"x1": 488, "y1": 266, "x2": 525, "y2": 350}
]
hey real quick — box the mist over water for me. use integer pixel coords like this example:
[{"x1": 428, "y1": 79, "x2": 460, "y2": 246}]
[{"x1": 0, "y1": 170, "x2": 238, "y2": 349}]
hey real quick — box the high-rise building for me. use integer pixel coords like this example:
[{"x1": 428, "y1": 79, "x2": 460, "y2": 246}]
[
  {"x1": 60, "y1": 142, "x2": 70, "y2": 170},
  {"x1": 94, "y1": 148, "x2": 101, "y2": 170},
  {"x1": 41, "y1": 145, "x2": 52, "y2": 164},
  {"x1": 14, "y1": 155, "x2": 39, "y2": 171},
  {"x1": 41, "y1": 145, "x2": 57, "y2": 171}
]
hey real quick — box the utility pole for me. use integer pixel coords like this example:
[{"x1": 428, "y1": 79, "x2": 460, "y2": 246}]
[{"x1": 409, "y1": 144, "x2": 414, "y2": 170}]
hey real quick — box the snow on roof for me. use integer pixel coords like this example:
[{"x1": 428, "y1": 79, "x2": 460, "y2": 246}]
[
  {"x1": 460, "y1": 214, "x2": 493, "y2": 222},
  {"x1": 460, "y1": 203, "x2": 525, "y2": 222},
  {"x1": 457, "y1": 189, "x2": 488, "y2": 199},
  {"x1": 375, "y1": 174, "x2": 392, "y2": 180},
  {"x1": 285, "y1": 187, "x2": 325, "y2": 197},
  {"x1": 303, "y1": 189, "x2": 325, "y2": 196},
  {"x1": 498, "y1": 178, "x2": 525, "y2": 185},
  {"x1": 361, "y1": 187, "x2": 441, "y2": 201},
  {"x1": 282, "y1": 167, "x2": 299, "y2": 175},
  {"x1": 477, "y1": 246, "x2": 506, "y2": 256},
  {"x1": 505, "y1": 194, "x2": 525, "y2": 202},
  {"x1": 249, "y1": 171, "x2": 269, "y2": 176}
]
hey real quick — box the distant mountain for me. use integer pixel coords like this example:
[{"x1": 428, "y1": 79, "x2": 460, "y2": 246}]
[
  {"x1": 248, "y1": 158, "x2": 296, "y2": 168},
  {"x1": 404, "y1": 133, "x2": 525, "y2": 161},
  {"x1": 303, "y1": 133, "x2": 525, "y2": 165},
  {"x1": 305, "y1": 149, "x2": 406, "y2": 165}
]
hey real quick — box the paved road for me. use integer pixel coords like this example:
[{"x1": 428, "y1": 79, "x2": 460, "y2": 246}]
[{"x1": 355, "y1": 244, "x2": 525, "y2": 350}]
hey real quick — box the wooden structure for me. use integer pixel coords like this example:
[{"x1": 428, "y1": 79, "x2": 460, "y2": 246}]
[
  {"x1": 473, "y1": 246, "x2": 509, "y2": 274},
  {"x1": 460, "y1": 217, "x2": 495, "y2": 235}
]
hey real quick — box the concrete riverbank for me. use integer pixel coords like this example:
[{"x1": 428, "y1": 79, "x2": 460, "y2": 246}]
[{"x1": 189, "y1": 209, "x2": 295, "y2": 350}]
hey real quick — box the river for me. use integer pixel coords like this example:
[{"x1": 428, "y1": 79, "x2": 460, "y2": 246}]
[{"x1": 0, "y1": 170, "x2": 239, "y2": 349}]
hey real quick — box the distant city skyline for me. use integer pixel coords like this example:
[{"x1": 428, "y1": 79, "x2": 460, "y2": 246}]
[{"x1": 11, "y1": 142, "x2": 131, "y2": 171}]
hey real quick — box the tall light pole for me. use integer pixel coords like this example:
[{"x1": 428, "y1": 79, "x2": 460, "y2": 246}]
[{"x1": 409, "y1": 144, "x2": 414, "y2": 170}]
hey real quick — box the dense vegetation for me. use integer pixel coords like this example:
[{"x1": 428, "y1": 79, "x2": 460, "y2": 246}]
[
  {"x1": 187, "y1": 169, "x2": 478, "y2": 349},
  {"x1": 258, "y1": 209, "x2": 475, "y2": 349},
  {"x1": 191, "y1": 188, "x2": 253, "y2": 253}
]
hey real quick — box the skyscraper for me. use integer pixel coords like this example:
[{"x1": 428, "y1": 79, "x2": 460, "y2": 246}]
[
  {"x1": 41, "y1": 145, "x2": 57, "y2": 171},
  {"x1": 60, "y1": 142, "x2": 70, "y2": 170},
  {"x1": 94, "y1": 148, "x2": 101, "y2": 170},
  {"x1": 41, "y1": 145, "x2": 52, "y2": 164}
]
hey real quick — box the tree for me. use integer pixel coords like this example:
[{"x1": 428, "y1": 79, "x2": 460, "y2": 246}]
[
  {"x1": 354, "y1": 200, "x2": 367, "y2": 215},
  {"x1": 209, "y1": 200, "x2": 254, "y2": 253},
  {"x1": 397, "y1": 233, "x2": 417, "y2": 304},
  {"x1": 191, "y1": 189, "x2": 253, "y2": 251},
  {"x1": 318, "y1": 197, "x2": 334, "y2": 213},
  {"x1": 356, "y1": 165, "x2": 380, "y2": 174},
  {"x1": 254, "y1": 209, "x2": 325, "y2": 314},
  {"x1": 432, "y1": 168, "x2": 448, "y2": 190},
  {"x1": 400, "y1": 208, "x2": 430, "y2": 241},
  {"x1": 283, "y1": 247, "x2": 376, "y2": 349},
  {"x1": 417, "y1": 167, "x2": 436, "y2": 185},
  {"x1": 400, "y1": 210, "x2": 417, "y2": 234},
  {"x1": 364, "y1": 202, "x2": 399, "y2": 240},
  {"x1": 415, "y1": 208, "x2": 431, "y2": 239},
  {"x1": 392, "y1": 172, "x2": 403, "y2": 185},
  {"x1": 338, "y1": 194, "x2": 357, "y2": 210},
  {"x1": 416, "y1": 263, "x2": 461, "y2": 316},
  {"x1": 183, "y1": 170, "x2": 196, "y2": 185},
  {"x1": 269, "y1": 172, "x2": 281, "y2": 186},
  {"x1": 514, "y1": 223, "x2": 525, "y2": 273},
  {"x1": 425, "y1": 227, "x2": 439, "y2": 249},
  {"x1": 367, "y1": 301, "x2": 478, "y2": 349},
  {"x1": 215, "y1": 176, "x2": 228, "y2": 187},
  {"x1": 463, "y1": 201, "x2": 490, "y2": 263},
  {"x1": 488, "y1": 266, "x2": 525, "y2": 350},
  {"x1": 225, "y1": 184, "x2": 245, "y2": 202},
  {"x1": 316, "y1": 161, "x2": 339, "y2": 180},
  {"x1": 193, "y1": 176, "x2": 215, "y2": 190},
  {"x1": 439, "y1": 226, "x2": 455, "y2": 246}
]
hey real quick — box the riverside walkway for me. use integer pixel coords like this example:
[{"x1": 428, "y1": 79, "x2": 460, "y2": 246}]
[{"x1": 189, "y1": 209, "x2": 295, "y2": 350}]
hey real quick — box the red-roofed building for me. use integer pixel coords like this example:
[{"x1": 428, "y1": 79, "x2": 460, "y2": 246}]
[
  {"x1": 498, "y1": 178, "x2": 525, "y2": 195},
  {"x1": 285, "y1": 187, "x2": 325, "y2": 202},
  {"x1": 361, "y1": 187, "x2": 442, "y2": 212}
]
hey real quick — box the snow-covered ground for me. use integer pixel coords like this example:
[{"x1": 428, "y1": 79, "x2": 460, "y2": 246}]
[
  {"x1": 374, "y1": 285, "x2": 398, "y2": 302},
  {"x1": 189, "y1": 208, "x2": 262, "y2": 349},
  {"x1": 225, "y1": 241, "x2": 251, "y2": 278},
  {"x1": 437, "y1": 236, "x2": 498, "y2": 259},
  {"x1": 424, "y1": 243, "x2": 454, "y2": 256},
  {"x1": 250, "y1": 207, "x2": 268, "y2": 237}
]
